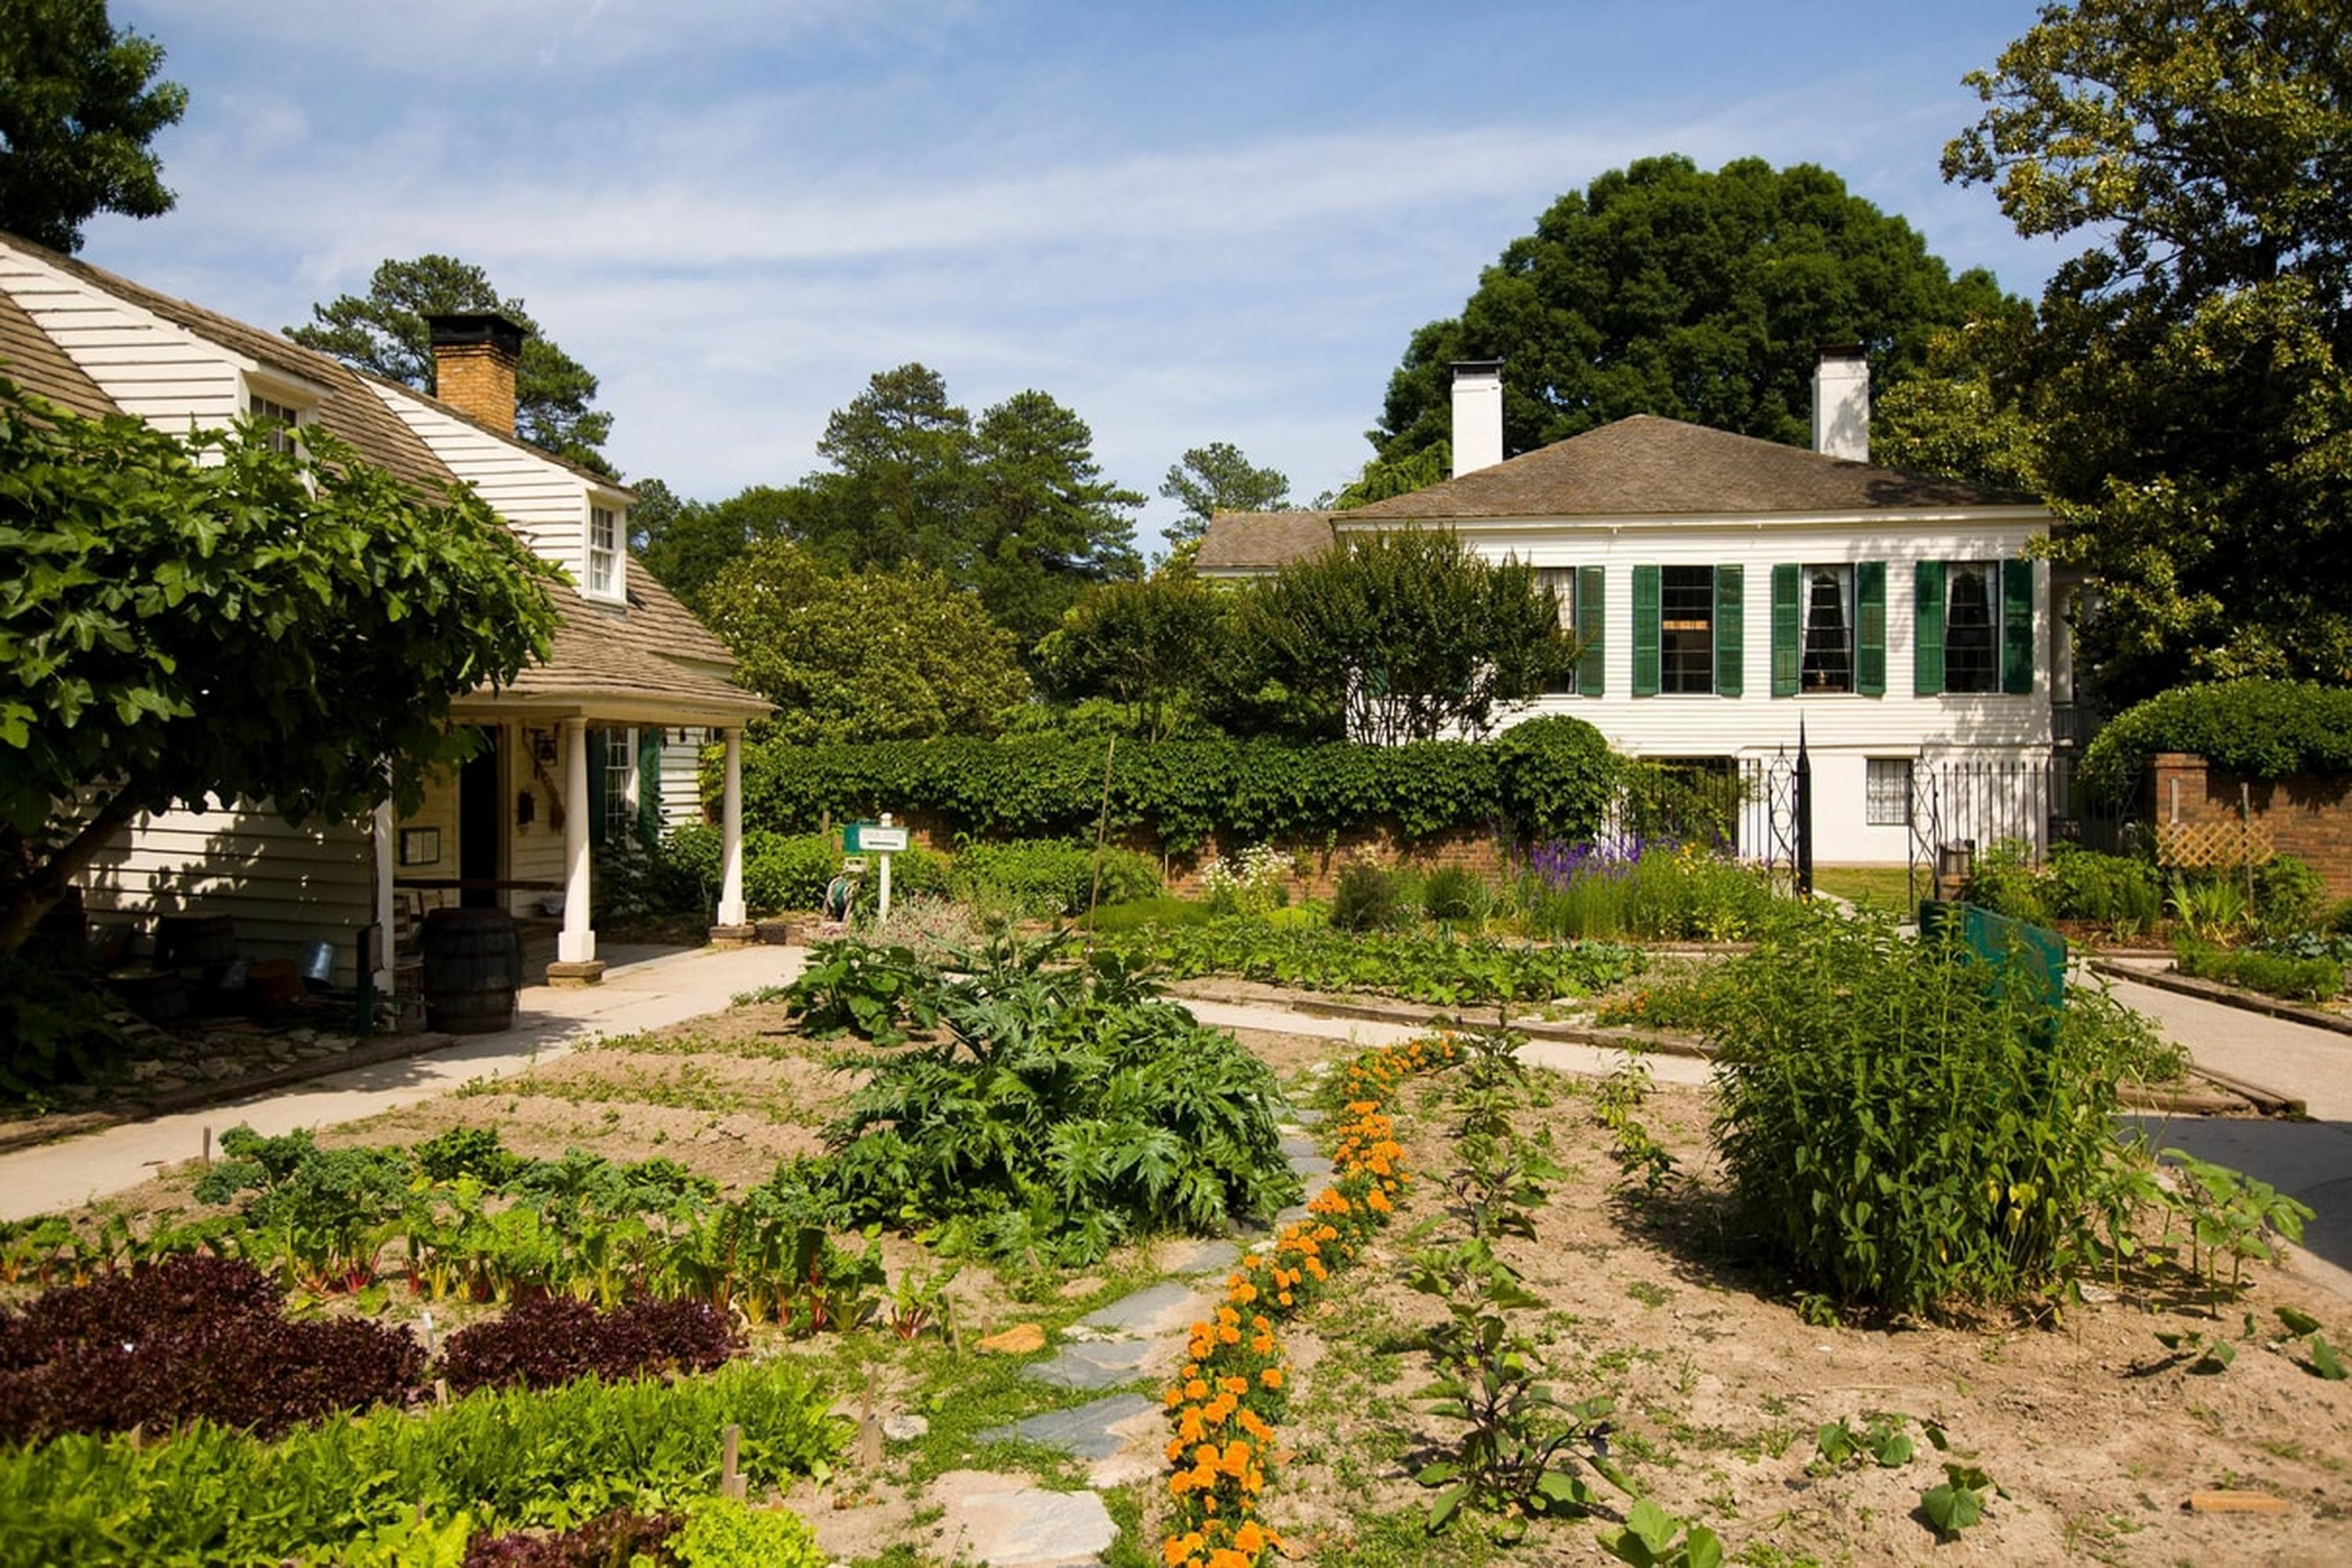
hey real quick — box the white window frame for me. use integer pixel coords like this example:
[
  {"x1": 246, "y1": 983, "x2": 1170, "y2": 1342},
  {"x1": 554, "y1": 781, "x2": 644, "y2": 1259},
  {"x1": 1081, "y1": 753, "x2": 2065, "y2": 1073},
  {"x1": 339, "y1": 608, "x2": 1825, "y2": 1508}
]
[
  {"x1": 1943, "y1": 560, "x2": 2003, "y2": 695},
  {"x1": 1538, "y1": 567, "x2": 1579, "y2": 695},
  {"x1": 239, "y1": 369, "x2": 319, "y2": 462},
  {"x1": 603, "y1": 726, "x2": 638, "y2": 844},
  {"x1": 1798, "y1": 564, "x2": 1856, "y2": 695},
  {"x1": 585, "y1": 496, "x2": 625, "y2": 601},
  {"x1": 1866, "y1": 757, "x2": 1913, "y2": 827}
]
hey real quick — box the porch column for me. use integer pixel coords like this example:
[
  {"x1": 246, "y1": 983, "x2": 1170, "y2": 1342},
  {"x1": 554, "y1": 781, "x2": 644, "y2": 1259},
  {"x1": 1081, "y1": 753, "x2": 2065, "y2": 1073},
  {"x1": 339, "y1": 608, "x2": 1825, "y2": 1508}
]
[
  {"x1": 712, "y1": 726, "x2": 753, "y2": 943},
  {"x1": 550, "y1": 715, "x2": 603, "y2": 984},
  {"x1": 371, "y1": 798, "x2": 396, "y2": 992}
]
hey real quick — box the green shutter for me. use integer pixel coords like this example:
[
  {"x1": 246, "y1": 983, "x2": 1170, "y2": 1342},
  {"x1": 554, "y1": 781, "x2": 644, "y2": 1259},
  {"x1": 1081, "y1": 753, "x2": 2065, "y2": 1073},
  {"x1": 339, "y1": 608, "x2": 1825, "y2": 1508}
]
[
  {"x1": 586, "y1": 728, "x2": 608, "y2": 848},
  {"x1": 1575, "y1": 564, "x2": 1605, "y2": 697},
  {"x1": 1856, "y1": 561, "x2": 1886, "y2": 697},
  {"x1": 1769, "y1": 564, "x2": 1801, "y2": 697},
  {"x1": 1632, "y1": 565, "x2": 1661, "y2": 697},
  {"x1": 2002, "y1": 557, "x2": 2035, "y2": 695},
  {"x1": 1915, "y1": 560, "x2": 1947, "y2": 697},
  {"x1": 1713, "y1": 564, "x2": 1744, "y2": 697},
  {"x1": 636, "y1": 727, "x2": 664, "y2": 848}
]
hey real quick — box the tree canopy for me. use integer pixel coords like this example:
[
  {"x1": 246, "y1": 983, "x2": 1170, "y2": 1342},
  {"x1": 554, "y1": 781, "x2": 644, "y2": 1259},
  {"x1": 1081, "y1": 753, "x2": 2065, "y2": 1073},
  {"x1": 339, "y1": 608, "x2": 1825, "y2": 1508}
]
[
  {"x1": 630, "y1": 479, "x2": 802, "y2": 613},
  {"x1": 787, "y1": 365, "x2": 1142, "y2": 652},
  {"x1": 1036, "y1": 575, "x2": 1229, "y2": 742},
  {"x1": 698, "y1": 539, "x2": 1031, "y2": 746},
  {"x1": 1370, "y1": 156, "x2": 2014, "y2": 480},
  {"x1": 0, "y1": 0, "x2": 186, "y2": 253},
  {"x1": 1159, "y1": 441, "x2": 1290, "y2": 547},
  {"x1": 1232, "y1": 528, "x2": 1573, "y2": 744},
  {"x1": 289, "y1": 256, "x2": 618, "y2": 477},
  {"x1": 0, "y1": 384, "x2": 562, "y2": 954},
  {"x1": 1945, "y1": 0, "x2": 2352, "y2": 702}
]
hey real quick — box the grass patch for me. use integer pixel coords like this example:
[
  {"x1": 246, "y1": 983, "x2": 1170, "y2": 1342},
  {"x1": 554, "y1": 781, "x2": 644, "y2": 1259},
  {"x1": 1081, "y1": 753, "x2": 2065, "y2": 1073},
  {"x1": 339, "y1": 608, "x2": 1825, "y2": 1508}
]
[{"x1": 1809, "y1": 866, "x2": 1919, "y2": 913}]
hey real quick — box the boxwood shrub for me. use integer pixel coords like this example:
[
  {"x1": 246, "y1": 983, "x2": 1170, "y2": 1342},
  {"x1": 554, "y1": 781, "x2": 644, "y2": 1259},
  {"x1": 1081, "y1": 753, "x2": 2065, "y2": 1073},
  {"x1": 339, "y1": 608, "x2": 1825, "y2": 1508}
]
[{"x1": 2081, "y1": 679, "x2": 2352, "y2": 801}]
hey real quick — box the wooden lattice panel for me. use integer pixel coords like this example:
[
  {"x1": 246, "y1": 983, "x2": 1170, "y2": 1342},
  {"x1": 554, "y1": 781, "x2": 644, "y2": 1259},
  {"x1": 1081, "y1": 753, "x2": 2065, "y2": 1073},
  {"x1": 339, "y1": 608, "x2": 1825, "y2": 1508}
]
[{"x1": 2155, "y1": 817, "x2": 2274, "y2": 869}]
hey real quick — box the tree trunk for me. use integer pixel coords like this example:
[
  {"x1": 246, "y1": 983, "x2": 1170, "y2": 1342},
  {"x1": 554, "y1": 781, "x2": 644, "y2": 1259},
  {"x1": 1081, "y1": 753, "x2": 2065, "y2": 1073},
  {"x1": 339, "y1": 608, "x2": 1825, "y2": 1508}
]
[{"x1": 0, "y1": 786, "x2": 142, "y2": 959}]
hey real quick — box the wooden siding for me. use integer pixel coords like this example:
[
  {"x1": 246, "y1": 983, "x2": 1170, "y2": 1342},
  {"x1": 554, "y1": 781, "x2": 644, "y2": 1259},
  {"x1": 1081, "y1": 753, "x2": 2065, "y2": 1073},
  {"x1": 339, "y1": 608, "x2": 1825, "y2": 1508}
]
[
  {"x1": 368, "y1": 383, "x2": 604, "y2": 593},
  {"x1": 0, "y1": 252, "x2": 241, "y2": 428},
  {"x1": 81, "y1": 800, "x2": 374, "y2": 983},
  {"x1": 657, "y1": 730, "x2": 711, "y2": 833}
]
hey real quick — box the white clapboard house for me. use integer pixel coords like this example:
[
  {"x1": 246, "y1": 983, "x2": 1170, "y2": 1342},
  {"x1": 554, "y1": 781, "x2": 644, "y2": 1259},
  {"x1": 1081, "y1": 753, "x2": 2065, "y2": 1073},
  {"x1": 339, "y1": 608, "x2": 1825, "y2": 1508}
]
[
  {"x1": 1196, "y1": 352, "x2": 2068, "y2": 865},
  {"x1": 0, "y1": 232, "x2": 768, "y2": 986}
]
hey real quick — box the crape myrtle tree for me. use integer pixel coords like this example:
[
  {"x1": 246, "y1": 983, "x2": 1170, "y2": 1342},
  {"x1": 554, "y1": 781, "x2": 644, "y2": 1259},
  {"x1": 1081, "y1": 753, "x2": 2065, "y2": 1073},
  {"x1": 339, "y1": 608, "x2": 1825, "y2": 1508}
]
[
  {"x1": 0, "y1": 384, "x2": 563, "y2": 956},
  {"x1": 290, "y1": 256, "x2": 619, "y2": 477},
  {"x1": 1369, "y1": 156, "x2": 2014, "y2": 484},
  {"x1": 0, "y1": 0, "x2": 187, "y2": 253},
  {"x1": 1945, "y1": 0, "x2": 2352, "y2": 701},
  {"x1": 1232, "y1": 528, "x2": 1573, "y2": 744},
  {"x1": 1036, "y1": 574, "x2": 1229, "y2": 742}
]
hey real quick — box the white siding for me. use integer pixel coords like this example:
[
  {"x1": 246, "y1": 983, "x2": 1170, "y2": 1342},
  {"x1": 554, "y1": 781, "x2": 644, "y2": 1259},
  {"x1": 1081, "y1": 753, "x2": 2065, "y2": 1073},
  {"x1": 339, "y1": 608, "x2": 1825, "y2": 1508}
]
[
  {"x1": 368, "y1": 382, "x2": 614, "y2": 597},
  {"x1": 81, "y1": 800, "x2": 374, "y2": 983},
  {"x1": 0, "y1": 250, "x2": 242, "y2": 428},
  {"x1": 657, "y1": 729, "x2": 712, "y2": 834},
  {"x1": 1432, "y1": 514, "x2": 2056, "y2": 865},
  {"x1": 507, "y1": 720, "x2": 569, "y2": 918}
]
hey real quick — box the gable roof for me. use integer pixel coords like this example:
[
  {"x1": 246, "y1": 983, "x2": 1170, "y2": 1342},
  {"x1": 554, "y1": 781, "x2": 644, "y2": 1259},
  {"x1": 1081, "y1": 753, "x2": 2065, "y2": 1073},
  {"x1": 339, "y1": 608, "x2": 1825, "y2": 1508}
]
[
  {"x1": 1347, "y1": 415, "x2": 2037, "y2": 521},
  {"x1": 0, "y1": 230, "x2": 759, "y2": 719},
  {"x1": 0, "y1": 285, "x2": 118, "y2": 419},
  {"x1": 1195, "y1": 510, "x2": 1337, "y2": 573}
]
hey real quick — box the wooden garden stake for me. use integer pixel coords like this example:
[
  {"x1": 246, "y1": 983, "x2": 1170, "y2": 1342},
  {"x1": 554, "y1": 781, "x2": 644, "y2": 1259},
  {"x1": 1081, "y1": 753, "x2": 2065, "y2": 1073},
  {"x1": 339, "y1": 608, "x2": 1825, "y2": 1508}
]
[
  {"x1": 434, "y1": 1377, "x2": 448, "y2": 1407},
  {"x1": 856, "y1": 1373, "x2": 883, "y2": 1471},
  {"x1": 720, "y1": 1422, "x2": 746, "y2": 1500},
  {"x1": 201, "y1": 1127, "x2": 211, "y2": 1168}
]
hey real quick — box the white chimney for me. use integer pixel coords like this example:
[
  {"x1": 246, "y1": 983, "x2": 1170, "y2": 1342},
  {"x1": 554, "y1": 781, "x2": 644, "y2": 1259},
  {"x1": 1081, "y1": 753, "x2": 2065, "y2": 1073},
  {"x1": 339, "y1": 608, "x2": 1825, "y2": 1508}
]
[
  {"x1": 1450, "y1": 359, "x2": 1504, "y2": 477},
  {"x1": 1813, "y1": 344, "x2": 1869, "y2": 461}
]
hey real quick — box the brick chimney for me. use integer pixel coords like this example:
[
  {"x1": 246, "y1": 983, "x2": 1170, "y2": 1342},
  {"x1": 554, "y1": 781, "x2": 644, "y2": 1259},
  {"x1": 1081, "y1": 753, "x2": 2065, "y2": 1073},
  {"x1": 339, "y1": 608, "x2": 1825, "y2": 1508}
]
[
  {"x1": 1450, "y1": 358, "x2": 1504, "y2": 477},
  {"x1": 423, "y1": 312, "x2": 528, "y2": 436},
  {"x1": 1812, "y1": 343, "x2": 1869, "y2": 461}
]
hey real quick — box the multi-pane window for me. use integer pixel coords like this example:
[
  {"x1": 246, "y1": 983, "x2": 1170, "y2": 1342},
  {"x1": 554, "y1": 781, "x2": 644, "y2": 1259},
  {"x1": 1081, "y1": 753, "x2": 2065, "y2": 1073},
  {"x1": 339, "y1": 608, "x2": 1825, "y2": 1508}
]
[
  {"x1": 249, "y1": 392, "x2": 300, "y2": 455},
  {"x1": 1944, "y1": 562, "x2": 2001, "y2": 693},
  {"x1": 1539, "y1": 568, "x2": 1577, "y2": 694},
  {"x1": 1799, "y1": 565, "x2": 1853, "y2": 693},
  {"x1": 588, "y1": 506, "x2": 619, "y2": 596},
  {"x1": 1659, "y1": 566, "x2": 1715, "y2": 694},
  {"x1": 603, "y1": 728, "x2": 636, "y2": 844},
  {"x1": 1866, "y1": 757, "x2": 1913, "y2": 826}
]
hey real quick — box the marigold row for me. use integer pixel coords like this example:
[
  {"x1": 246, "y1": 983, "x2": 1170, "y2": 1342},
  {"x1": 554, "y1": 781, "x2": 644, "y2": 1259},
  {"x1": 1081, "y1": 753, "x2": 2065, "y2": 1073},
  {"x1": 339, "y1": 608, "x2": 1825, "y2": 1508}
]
[{"x1": 1158, "y1": 1035, "x2": 1459, "y2": 1568}]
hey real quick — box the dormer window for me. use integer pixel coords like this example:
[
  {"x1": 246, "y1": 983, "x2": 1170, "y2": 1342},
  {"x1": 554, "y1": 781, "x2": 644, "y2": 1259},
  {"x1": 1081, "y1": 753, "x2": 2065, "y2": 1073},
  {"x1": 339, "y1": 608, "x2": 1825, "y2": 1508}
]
[
  {"x1": 588, "y1": 504, "x2": 619, "y2": 597},
  {"x1": 249, "y1": 391, "x2": 303, "y2": 455}
]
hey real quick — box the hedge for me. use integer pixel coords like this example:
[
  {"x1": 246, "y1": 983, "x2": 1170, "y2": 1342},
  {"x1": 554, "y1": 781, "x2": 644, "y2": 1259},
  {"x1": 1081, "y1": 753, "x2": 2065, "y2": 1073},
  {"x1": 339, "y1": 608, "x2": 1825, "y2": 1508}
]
[
  {"x1": 2082, "y1": 680, "x2": 2352, "y2": 801},
  {"x1": 734, "y1": 717, "x2": 1617, "y2": 855}
]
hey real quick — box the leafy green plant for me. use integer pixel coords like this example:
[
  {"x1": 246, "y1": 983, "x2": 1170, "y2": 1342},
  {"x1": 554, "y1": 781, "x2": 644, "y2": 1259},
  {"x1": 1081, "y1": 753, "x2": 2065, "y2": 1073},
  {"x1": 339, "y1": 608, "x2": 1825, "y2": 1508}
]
[
  {"x1": 783, "y1": 939, "x2": 940, "y2": 1046},
  {"x1": 1593, "y1": 1053, "x2": 1676, "y2": 1199},
  {"x1": 1811, "y1": 1411, "x2": 1941, "y2": 1472},
  {"x1": 948, "y1": 837, "x2": 1160, "y2": 917},
  {"x1": 2169, "y1": 873, "x2": 2251, "y2": 946},
  {"x1": 1098, "y1": 917, "x2": 1639, "y2": 1006},
  {"x1": 2151, "y1": 1323, "x2": 2238, "y2": 1373},
  {"x1": 669, "y1": 1494, "x2": 826, "y2": 1567},
  {"x1": 1422, "y1": 864, "x2": 1486, "y2": 924},
  {"x1": 1919, "y1": 1462, "x2": 2001, "y2": 1541},
  {"x1": 1709, "y1": 917, "x2": 2136, "y2": 1311},
  {"x1": 193, "y1": 1127, "x2": 410, "y2": 1292},
  {"x1": 2274, "y1": 1305, "x2": 2347, "y2": 1381},
  {"x1": 1331, "y1": 862, "x2": 1404, "y2": 932},
  {"x1": 819, "y1": 931, "x2": 1296, "y2": 1265},
  {"x1": 2079, "y1": 679, "x2": 2352, "y2": 803},
  {"x1": 0, "y1": 1359, "x2": 844, "y2": 1566},
  {"x1": 2174, "y1": 942, "x2": 2343, "y2": 1002},
  {"x1": 1596, "y1": 1499, "x2": 1725, "y2": 1568},
  {"x1": 1406, "y1": 1237, "x2": 1613, "y2": 1536},
  {"x1": 2160, "y1": 1149, "x2": 2315, "y2": 1305}
]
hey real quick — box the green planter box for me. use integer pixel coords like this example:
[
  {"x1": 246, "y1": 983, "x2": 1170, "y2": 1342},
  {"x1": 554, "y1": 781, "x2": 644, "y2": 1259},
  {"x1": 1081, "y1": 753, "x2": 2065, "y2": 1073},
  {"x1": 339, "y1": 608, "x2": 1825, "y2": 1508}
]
[{"x1": 1918, "y1": 899, "x2": 2067, "y2": 1014}]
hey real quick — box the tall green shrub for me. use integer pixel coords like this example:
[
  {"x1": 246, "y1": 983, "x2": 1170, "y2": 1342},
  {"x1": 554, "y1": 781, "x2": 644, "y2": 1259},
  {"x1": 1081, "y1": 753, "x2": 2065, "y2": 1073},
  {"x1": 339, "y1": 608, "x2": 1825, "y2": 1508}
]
[
  {"x1": 1708, "y1": 920, "x2": 2131, "y2": 1312},
  {"x1": 2080, "y1": 680, "x2": 2352, "y2": 801}
]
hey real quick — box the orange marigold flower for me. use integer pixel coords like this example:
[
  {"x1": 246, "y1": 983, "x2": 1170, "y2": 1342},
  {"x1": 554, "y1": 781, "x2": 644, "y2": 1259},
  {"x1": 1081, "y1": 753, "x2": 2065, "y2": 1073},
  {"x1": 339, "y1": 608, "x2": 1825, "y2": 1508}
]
[
  {"x1": 1221, "y1": 1439, "x2": 1252, "y2": 1476},
  {"x1": 1185, "y1": 1378, "x2": 1209, "y2": 1401},
  {"x1": 1218, "y1": 1323, "x2": 1242, "y2": 1344},
  {"x1": 1366, "y1": 1189, "x2": 1392, "y2": 1213}
]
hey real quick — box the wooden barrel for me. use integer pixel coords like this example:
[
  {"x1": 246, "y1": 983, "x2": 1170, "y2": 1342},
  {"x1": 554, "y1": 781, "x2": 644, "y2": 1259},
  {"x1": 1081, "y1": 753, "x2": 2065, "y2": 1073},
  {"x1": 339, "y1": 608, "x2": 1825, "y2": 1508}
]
[{"x1": 420, "y1": 909, "x2": 522, "y2": 1034}]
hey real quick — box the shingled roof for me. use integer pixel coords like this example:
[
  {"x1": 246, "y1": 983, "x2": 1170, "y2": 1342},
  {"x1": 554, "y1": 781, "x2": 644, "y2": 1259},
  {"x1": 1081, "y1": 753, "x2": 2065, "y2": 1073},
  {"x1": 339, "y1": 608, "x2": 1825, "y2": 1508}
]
[
  {"x1": 1194, "y1": 510, "x2": 1338, "y2": 573},
  {"x1": 1348, "y1": 415, "x2": 2036, "y2": 521},
  {"x1": 0, "y1": 232, "x2": 761, "y2": 720}
]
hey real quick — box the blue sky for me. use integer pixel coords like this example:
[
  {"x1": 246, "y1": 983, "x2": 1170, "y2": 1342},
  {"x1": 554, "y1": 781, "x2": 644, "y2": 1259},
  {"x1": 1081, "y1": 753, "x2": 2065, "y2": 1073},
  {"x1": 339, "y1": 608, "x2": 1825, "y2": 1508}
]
[{"x1": 96, "y1": 1, "x2": 2067, "y2": 552}]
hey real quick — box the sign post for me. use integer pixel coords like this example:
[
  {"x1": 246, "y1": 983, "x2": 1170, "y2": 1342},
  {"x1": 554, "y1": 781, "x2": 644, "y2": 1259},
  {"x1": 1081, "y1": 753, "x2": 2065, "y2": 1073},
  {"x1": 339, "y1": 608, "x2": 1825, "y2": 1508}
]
[{"x1": 844, "y1": 815, "x2": 909, "y2": 924}]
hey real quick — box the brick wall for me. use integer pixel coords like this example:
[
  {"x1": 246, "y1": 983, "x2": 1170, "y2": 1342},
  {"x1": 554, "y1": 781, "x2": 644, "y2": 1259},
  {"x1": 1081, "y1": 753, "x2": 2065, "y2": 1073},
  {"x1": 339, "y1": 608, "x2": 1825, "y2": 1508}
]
[{"x1": 2147, "y1": 751, "x2": 2352, "y2": 897}]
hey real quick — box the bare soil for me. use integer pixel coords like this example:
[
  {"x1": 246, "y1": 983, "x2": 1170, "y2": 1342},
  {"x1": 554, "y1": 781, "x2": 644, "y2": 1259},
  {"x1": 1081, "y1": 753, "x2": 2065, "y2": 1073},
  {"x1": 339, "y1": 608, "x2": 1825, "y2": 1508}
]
[{"x1": 1268, "y1": 1073, "x2": 2352, "y2": 1567}]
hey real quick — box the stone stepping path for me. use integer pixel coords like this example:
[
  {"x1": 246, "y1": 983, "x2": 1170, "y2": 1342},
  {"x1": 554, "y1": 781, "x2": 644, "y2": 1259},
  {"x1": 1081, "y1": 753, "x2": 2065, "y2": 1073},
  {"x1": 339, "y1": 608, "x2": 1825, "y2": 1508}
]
[{"x1": 956, "y1": 1118, "x2": 1330, "y2": 1563}]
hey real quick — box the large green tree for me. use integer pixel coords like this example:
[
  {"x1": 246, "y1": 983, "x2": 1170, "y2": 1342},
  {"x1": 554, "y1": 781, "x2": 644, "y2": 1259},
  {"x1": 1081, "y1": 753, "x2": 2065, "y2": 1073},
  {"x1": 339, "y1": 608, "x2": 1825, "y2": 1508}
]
[
  {"x1": 0, "y1": 0, "x2": 184, "y2": 253},
  {"x1": 1232, "y1": 528, "x2": 1572, "y2": 744},
  {"x1": 0, "y1": 385, "x2": 563, "y2": 955},
  {"x1": 1370, "y1": 156, "x2": 2013, "y2": 479},
  {"x1": 698, "y1": 539, "x2": 1030, "y2": 745},
  {"x1": 630, "y1": 478, "x2": 802, "y2": 612},
  {"x1": 289, "y1": 256, "x2": 618, "y2": 477},
  {"x1": 1159, "y1": 441, "x2": 1290, "y2": 547},
  {"x1": 1036, "y1": 575, "x2": 1229, "y2": 741},
  {"x1": 789, "y1": 365, "x2": 1140, "y2": 651},
  {"x1": 1946, "y1": 0, "x2": 2352, "y2": 702}
]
